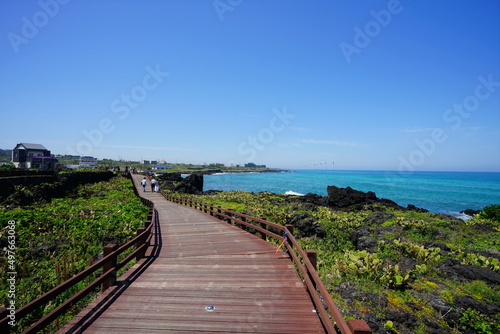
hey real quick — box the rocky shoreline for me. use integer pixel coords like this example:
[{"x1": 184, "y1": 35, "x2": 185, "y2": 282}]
[
  {"x1": 159, "y1": 172, "x2": 500, "y2": 334},
  {"x1": 158, "y1": 172, "x2": 476, "y2": 218}
]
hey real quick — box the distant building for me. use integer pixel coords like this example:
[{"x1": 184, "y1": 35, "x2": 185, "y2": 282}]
[
  {"x1": 79, "y1": 156, "x2": 98, "y2": 168},
  {"x1": 12, "y1": 143, "x2": 58, "y2": 169},
  {"x1": 141, "y1": 160, "x2": 150, "y2": 164},
  {"x1": 153, "y1": 165, "x2": 173, "y2": 170}
]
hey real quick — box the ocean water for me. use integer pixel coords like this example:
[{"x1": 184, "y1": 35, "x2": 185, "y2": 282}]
[{"x1": 203, "y1": 170, "x2": 500, "y2": 217}]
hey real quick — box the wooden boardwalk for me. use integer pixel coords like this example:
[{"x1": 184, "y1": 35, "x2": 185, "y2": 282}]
[{"x1": 60, "y1": 174, "x2": 325, "y2": 333}]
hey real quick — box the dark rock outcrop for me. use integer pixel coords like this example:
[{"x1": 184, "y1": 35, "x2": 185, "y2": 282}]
[
  {"x1": 350, "y1": 227, "x2": 378, "y2": 251},
  {"x1": 158, "y1": 173, "x2": 183, "y2": 182},
  {"x1": 292, "y1": 186, "x2": 435, "y2": 214},
  {"x1": 452, "y1": 264, "x2": 500, "y2": 285},
  {"x1": 364, "y1": 212, "x2": 396, "y2": 225},
  {"x1": 407, "y1": 204, "x2": 429, "y2": 213},
  {"x1": 439, "y1": 259, "x2": 500, "y2": 285},
  {"x1": 299, "y1": 193, "x2": 324, "y2": 206},
  {"x1": 158, "y1": 172, "x2": 204, "y2": 194},
  {"x1": 324, "y1": 186, "x2": 378, "y2": 208},
  {"x1": 454, "y1": 295, "x2": 500, "y2": 316},
  {"x1": 460, "y1": 209, "x2": 480, "y2": 216},
  {"x1": 174, "y1": 173, "x2": 204, "y2": 195},
  {"x1": 287, "y1": 213, "x2": 326, "y2": 238},
  {"x1": 324, "y1": 186, "x2": 407, "y2": 211}
]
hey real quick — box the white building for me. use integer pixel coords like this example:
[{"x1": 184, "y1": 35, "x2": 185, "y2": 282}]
[{"x1": 79, "y1": 156, "x2": 98, "y2": 168}]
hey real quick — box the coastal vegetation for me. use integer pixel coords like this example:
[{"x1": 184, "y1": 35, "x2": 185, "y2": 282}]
[
  {"x1": 0, "y1": 174, "x2": 148, "y2": 333},
  {"x1": 167, "y1": 189, "x2": 500, "y2": 334},
  {"x1": 1, "y1": 168, "x2": 498, "y2": 333}
]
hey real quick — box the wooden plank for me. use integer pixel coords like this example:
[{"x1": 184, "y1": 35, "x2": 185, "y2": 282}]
[
  {"x1": 58, "y1": 174, "x2": 326, "y2": 333},
  {"x1": 75, "y1": 318, "x2": 324, "y2": 334}
]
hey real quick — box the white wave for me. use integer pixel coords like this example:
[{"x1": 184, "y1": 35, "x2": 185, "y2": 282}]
[
  {"x1": 285, "y1": 190, "x2": 304, "y2": 196},
  {"x1": 456, "y1": 212, "x2": 473, "y2": 221}
]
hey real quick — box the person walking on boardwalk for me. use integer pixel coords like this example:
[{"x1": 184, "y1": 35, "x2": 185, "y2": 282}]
[
  {"x1": 141, "y1": 177, "x2": 147, "y2": 192},
  {"x1": 154, "y1": 180, "x2": 160, "y2": 193},
  {"x1": 151, "y1": 178, "x2": 157, "y2": 192}
]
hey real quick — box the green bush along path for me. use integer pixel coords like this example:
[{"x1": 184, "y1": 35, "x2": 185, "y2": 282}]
[{"x1": 0, "y1": 175, "x2": 148, "y2": 333}]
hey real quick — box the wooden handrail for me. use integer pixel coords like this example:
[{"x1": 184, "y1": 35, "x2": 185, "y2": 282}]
[
  {"x1": 0, "y1": 174, "x2": 156, "y2": 334},
  {"x1": 285, "y1": 232, "x2": 352, "y2": 334},
  {"x1": 162, "y1": 192, "x2": 372, "y2": 334}
]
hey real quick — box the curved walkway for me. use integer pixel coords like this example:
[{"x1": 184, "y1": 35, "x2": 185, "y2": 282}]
[{"x1": 60, "y1": 174, "x2": 324, "y2": 333}]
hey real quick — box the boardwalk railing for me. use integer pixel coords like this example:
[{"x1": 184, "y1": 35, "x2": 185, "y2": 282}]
[
  {"x1": 0, "y1": 187, "x2": 156, "y2": 334},
  {"x1": 162, "y1": 193, "x2": 372, "y2": 334}
]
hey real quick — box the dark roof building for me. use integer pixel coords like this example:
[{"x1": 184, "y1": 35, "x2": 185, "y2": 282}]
[{"x1": 12, "y1": 143, "x2": 58, "y2": 169}]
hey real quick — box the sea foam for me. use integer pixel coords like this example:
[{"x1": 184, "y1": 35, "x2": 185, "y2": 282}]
[{"x1": 285, "y1": 190, "x2": 304, "y2": 196}]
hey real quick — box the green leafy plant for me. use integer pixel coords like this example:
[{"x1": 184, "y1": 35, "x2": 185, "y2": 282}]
[
  {"x1": 393, "y1": 239, "x2": 441, "y2": 263},
  {"x1": 459, "y1": 308, "x2": 500, "y2": 334},
  {"x1": 453, "y1": 251, "x2": 500, "y2": 271},
  {"x1": 381, "y1": 264, "x2": 411, "y2": 289}
]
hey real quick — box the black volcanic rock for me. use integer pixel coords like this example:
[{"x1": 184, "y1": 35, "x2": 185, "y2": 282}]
[
  {"x1": 287, "y1": 213, "x2": 326, "y2": 238},
  {"x1": 174, "y1": 173, "x2": 204, "y2": 194},
  {"x1": 158, "y1": 173, "x2": 183, "y2": 182},
  {"x1": 324, "y1": 186, "x2": 405, "y2": 211},
  {"x1": 407, "y1": 204, "x2": 429, "y2": 213},
  {"x1": 439, "y1": 260, "x2": 500, "y2": 285},
  {"x1": 159, "y1": 172, "x2": 204, "y2": 194},
  {"x1": 364, "y1": 212, "x2": 396, "y2": 225},
  {"x1": 460, "y1": 209, "x2": 480, "y2": 216},
  {"x1": 291, "y1": 186, "x2": 430, "y2": 212},
  {"x1": 301, "y1": 193, "x2": 324, "y2": 205}
]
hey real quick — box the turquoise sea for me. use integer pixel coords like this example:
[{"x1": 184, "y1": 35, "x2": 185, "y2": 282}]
[{"x1": 203, "y1": 170, "x2": 500, "y2": 218}]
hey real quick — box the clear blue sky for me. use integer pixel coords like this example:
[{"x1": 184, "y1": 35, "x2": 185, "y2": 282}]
[{"x1": 1, "y1": 0, "x2": 499, "y2": 171}]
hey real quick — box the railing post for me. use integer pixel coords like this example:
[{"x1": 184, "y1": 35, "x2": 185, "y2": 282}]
[
  {"x1": 307, "y1": 249, "x2": 317, "y2": 289},
  {"x1": 136, "y1": 227, "x2": 148, "y2": 260},
  {"x1": 0, "y1": 307, "x2": 9, "y2": 334},
  {"x1": 285, "y1": 224, "x2": 294, "y2": 235},
  {"x1": 259, "y1": 222, "x2": 267, "y2": 241},
  {"x1": 101, "y1": 244, "x2": 118, "y2": 293},
  {"x1": 348, "y1": 319, "x2": 372, "y2": 334},
  {"x1": 306, "y1": 249, "x2": 317, "y2": 270}
]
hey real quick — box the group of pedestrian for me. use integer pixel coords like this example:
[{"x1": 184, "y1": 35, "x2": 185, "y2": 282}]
[{"x1": 141, "y1": 177, "x2": 160, "y2": 192}]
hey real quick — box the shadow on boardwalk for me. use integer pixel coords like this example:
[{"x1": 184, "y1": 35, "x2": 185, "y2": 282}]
[{"x1": 60, "y1": 208, "x2": 162, "y2": 333}]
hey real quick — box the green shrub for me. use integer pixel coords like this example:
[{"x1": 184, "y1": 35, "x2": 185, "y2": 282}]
[{"x1": 480, "y1": 204, "x2": 500, "y2": 222}]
